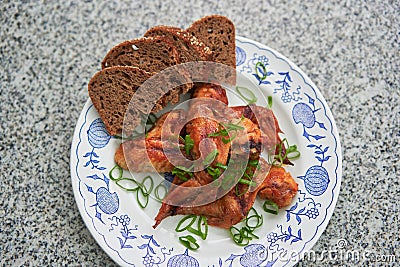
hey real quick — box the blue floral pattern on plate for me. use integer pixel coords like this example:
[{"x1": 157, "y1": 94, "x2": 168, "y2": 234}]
[{"x1": 70, "y1": 36, "x2": 342, "y2": 266}]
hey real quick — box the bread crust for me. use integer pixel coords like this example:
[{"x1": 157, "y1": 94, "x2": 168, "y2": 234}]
[{"x1": 144, "y1": 25, "x2": 213, "y2": 62}]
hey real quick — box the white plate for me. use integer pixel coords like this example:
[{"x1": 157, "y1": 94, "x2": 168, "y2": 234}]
[{"x1": 70, "y1": 36, "x2": 342, "y2": 267}]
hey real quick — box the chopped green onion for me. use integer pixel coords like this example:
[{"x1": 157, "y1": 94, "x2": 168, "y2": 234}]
[
  {"x1": 114, "y1": 177, "x2": 150, "y2": 208},
  {"x1": 110, "y1": 166, "x2": 155, "y2": 209},
  {"x1": 184, "y1": 134, "x2": 194, "y2": 156},
  {"x1": 175, "y1": 215, "x2": 197, "y2": 232},
  {"x1": 176, "y1": 215, "x2": 208, "y2": 240},
  {"x1": 176, "y1": 215, "x2": 208, "y2": 250},
  {"x1": 255, "y1": 61, "x2": 268, "y2": 81},
  {"x1": 229, "y1": 207, "x2": 263, "y2": 246},
  {"x1": 196, "y1": 216, "x2": 208, "y2": 240},
  {"x1": 207, "y1": 166, "x2": 221, "y2": 178},
  {"x1": 236, "y1": 86, "x2": 257, "y2": 105},
  {"x1": 235, "y1": 184, "x2": 248, "y2": 197},
  {"x1": 247, "y1": 159, "x2": 259, "y2": 167},
  {"x1": 208, "y1": 116, "x2": 245, "y2": 144},
  {"x1": 245, "y1": 208, "x2": 263, "y2": 231},
  {"x1": 140, "y1": 175, "x2": 154, "y2": 196},
  {"x1": 137, "y1": 187, "x2": 149, "y2": 209},
  {"x1": 179, "y1": 235, "x2": 200, "y2": 251},
  {"x1": 115, "y1": 178, "x2": 141, "y2": 192},
  {"x1": 221, "y1": 119, "x2": 245, "y2": 131},
  {"x1": 268, "y1": 95, "x2": 273, "y2": 109},
  {"x1": 215, "y1": 163, "x2": 228, "y2": 169},
  {"x1": 222, "y1": 132, "x2": 238, "y2": 144},
  {"x1": 154, "y1": 182, "x2": 167, "y2": 202},
  {"x1": 269, "y1": 138, "x2": 301, "y2": 167},
  {"x1": 286, "y1": 145, "x2": 301, "y2": 160},
  {"x1": 208, "y1": 129, "x2": 228, "y2": 137},
  {"x1": 203, "y1": 149, "x2": 219, "y2": 167},
  {"x1": 263, "y1": 200, "x2": 279, "y2": 215},
  {"x1": 238, "y1": 178, "x2": 256, "y2": 187},
  {"x1": 109, "y1": 165, "x2": 123, "y2": 181},
  {"x1": 230, "y1": 226, "x2": 250, "y2": 246},
  {"x1": 172, "y1": 165, "x2": 194, "y2": 181}
]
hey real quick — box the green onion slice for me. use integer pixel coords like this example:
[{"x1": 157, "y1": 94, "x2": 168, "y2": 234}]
[
  {"x1": 203, "y1": 149, "x2": 219, "y2": 167},
  {"x1": 176, "y1": 215, "x2": 208, "y2": 240},
  {"x1": 175, "y1": 215, "x2": 197, "y2": 232},
  {"x1": 229, "y1": 207, "x2": 263, "y2": 246},
  {"x1": 268, "y1": 95, "x2": 273, "y2": 109},
  {"x1": 172, "y1": 165, "x2": 194, "y2": 181},
  {"x1": 269, "y1": 138, "x2": 301, "y2": 167},
  {"x1": 184, "y1": 134, "x2": 194, "y2": 156},
  {"x1": 115, "y1": 178, "x2": 141, "y2": 192},
  {"x1": 255, "y1": 61, "x2": 268, "y2": 81},
  {"x1": 236, "y1": 86, "x2": 257, "y2": 105},
  {"x1": 139, "y1": 175, "x2": 154, "y2": 196},
  {"x1": 263, "y1": 200, "x2": 279, "y2": 215},
  {"x1": 179, "y1": 235, "x2": 200, "y2": 251},
  {"x1": 154, "y1": 182, "x2": 167, "y2": 202},
  {"x1": 136, "y1": 189, "x2": 149, "y2": 209},
  {"x1": 245, "y1": 208, "x2": 263, "y2": 231},
  {"x1": 109, "y1": 165, "x2": 123, "y2": 181}
]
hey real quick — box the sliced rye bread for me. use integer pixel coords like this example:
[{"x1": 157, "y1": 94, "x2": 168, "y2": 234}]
[
  {"x1": 144, "y1": 26, "x2": 212, "y2": 64},
  {"x1": 102, "y1": 36, "x2": 192, "y2": 104},
  {"x1": 88, "y1": 66, "x2": 192, "y2": 136},
  {"x1": 187, "y1": 15, "x2": 236, "y2": 69},
  {"x1": 101, "y1": 36, "x2": 180, "y2": 71}
]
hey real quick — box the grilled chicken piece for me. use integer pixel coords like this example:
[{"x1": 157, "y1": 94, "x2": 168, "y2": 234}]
[
  {"x1": 113, "y1": 83, "x2": 298, "y2": 229},
  {"x1": 157, "y1": 159, "x2": 297, "y2": 228},
  {"x1": 115, "y1": 105, "x2": 284, "y2": 173},
  {"x1": 232, "y1": 105, "x2": 292, "y2": 165},
  {"x1": 154, "y1": 116, "x2": 263, "y2": 227},
  {"x1": 186, "y1": 83, "x2": 230, "y2": 165},
  {"x1": 114, "y1": 109, "x2": 186, "y2": 172},
  {"x1": 154, "y1": 84, "x2": 234, "y2": 227},
  {"x1": 154, "y1": 88, "x2": 266, "y2": 228},
  {"x1": 257, "y1": 166, "x2": 298, "y2": 208}
]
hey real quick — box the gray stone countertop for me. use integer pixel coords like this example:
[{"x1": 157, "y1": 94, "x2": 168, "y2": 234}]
[{"x1": 0, "y1": 0, "x2": 399, "y2": 266}]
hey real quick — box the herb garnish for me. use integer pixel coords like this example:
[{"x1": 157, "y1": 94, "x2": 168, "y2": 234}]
[
  {"x1": 236, "y1": 86, "x2": 257, "y2": 105},
  {"x1": 229, "y1": 207, "x2": 263, "y2": 246},
  {"x1": 109, "y1": 165, "x2": 154, "y2": 208},
  {"x1": 184, "y1": 134, "x2": 194, "y2": 156},
  {"x1": 208, "y1": 116, "x2": 245, "y2": 144},
  {"x1": 263, "y1": 200, "x2": 279, "y2": 215},
  {"x1": 176, "y1": 215, "x2": 208, "y2": 251},
  {"x1": 269, "y1": 138, "x2": 301, "y2": 167},
  {"x1": 172, "y1": 165, "x2": 194, "y2": 182}
]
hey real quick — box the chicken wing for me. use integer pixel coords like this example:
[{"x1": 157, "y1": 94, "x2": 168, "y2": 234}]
[
  {"x1": 160, "y1": 159, "x2": 298, "y2": 228},
  {"x1": 232, "y1": 105, "x2": 292, "y2": 165},
  {"x1": 154, "y1": 83, "x2": 235, "y2": 227},
  {"x1": 115, "y1": 104, "x2": 286, "y2": 172},
  {"x1": 114, "y1": 109, "x2": 186, "y2": 172}
]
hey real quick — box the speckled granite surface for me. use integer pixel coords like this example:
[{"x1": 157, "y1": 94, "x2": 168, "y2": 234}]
[{"x1": 0, "y1": 0, "x2": 399, "y2": 266}]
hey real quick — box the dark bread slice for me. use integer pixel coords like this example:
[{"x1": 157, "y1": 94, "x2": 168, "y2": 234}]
[
  {"x1": 101, "y1": 36, "x2": 180, "y2": 71},
  {"x1": 88, "y1": 66, "x2": 192, "y2": 136},
  {"x1": 144, "y1": 26, "x2": 212, "y2": 64},
  {"x1": 187, "y1": 15, "x2": 236, "y2": 69},
  {"x1": 88, "y1": 66, "x2": 153, "y2": 136},
  {"x1": 102, "y1": 36, "x2": 191, "y2": 104}
]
